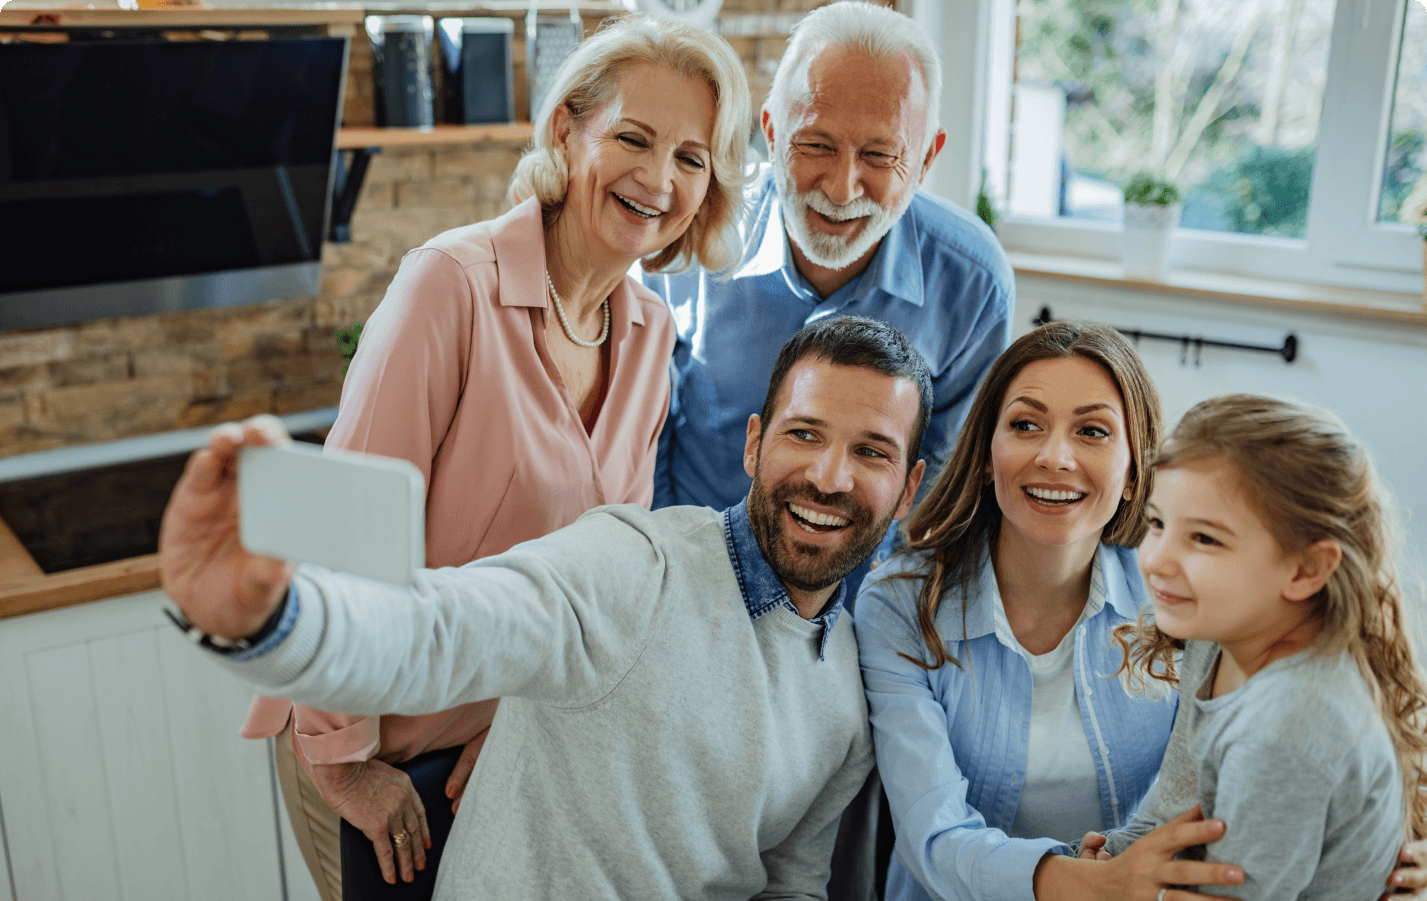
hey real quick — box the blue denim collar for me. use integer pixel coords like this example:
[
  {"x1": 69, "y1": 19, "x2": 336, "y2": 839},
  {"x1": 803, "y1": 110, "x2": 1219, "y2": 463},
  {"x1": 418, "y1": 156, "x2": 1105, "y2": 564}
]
[{"x1": 722, "y1": 498, "x2": 845, "y2": 661}]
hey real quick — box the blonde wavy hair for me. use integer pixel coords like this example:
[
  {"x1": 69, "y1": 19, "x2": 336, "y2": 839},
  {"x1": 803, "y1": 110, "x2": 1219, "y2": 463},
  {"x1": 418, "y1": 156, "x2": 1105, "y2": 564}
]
[
  {"x1": 507, "y1": 15, "x2": 751, "y2": 273},
  {"x1": 1114, "y1": 394, "x2": 1427, "y2": 839},
  {"x1": 894, "y1": 322, "x2": 1162, "y2": 671}
]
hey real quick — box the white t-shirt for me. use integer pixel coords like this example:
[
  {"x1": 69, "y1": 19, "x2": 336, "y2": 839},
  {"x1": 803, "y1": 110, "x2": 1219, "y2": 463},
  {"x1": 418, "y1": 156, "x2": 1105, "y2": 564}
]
[{"x1": 995, "y1": 599, "x2": 1105, "y2": 844}]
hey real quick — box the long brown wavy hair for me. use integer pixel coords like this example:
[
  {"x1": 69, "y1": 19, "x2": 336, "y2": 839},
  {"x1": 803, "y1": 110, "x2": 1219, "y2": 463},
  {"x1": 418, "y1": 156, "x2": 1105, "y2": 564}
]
[
  {"x1": 896, "y1": 322, "x2": 1162, "y2": 670},
  {"x1": 1114, "y1": 394, "x2": 1427, "y2": 839}
]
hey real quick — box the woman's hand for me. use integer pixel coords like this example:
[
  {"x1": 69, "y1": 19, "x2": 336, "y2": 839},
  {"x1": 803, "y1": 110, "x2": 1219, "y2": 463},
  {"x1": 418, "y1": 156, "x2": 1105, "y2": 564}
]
[
  {"x1": 158, "y1": 416, "x2": 293, "y2": 638},
  {"x1": 1384, "y1": 840, "x2": 1427, "y2": 899},
  {"x1": 445, "y1": 734, "x2": 488, "y2": 815},
  {"x1": 1035, "y1": 807, "x2": 1244, "y2": 901},
  {"x1": 309, "y1": 759, "x2": 431, "y2": 884}
]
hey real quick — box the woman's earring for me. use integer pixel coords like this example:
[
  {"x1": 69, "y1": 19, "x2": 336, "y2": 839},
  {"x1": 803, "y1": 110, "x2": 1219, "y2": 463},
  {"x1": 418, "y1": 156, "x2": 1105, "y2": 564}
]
[{"x1": 1123, "y1": 487, "x2": 1133, "y2": 501}]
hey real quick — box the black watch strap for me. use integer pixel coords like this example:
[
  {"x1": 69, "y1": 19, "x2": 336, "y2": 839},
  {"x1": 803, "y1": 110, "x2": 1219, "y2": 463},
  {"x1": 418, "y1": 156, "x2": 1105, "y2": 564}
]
[{"x1": 164, "y1": 591, "x2": 288, "y2": 656}]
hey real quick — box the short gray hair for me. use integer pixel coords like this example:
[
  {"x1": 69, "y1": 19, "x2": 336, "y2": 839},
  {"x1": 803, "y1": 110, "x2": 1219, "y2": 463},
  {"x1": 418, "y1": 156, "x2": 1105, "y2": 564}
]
[
  {"x1": 765, "y1": 1, "x2": 941, "y2": 157},
  {"x1": 507, "y1": 15, "x2": 752, "y2": 273}
]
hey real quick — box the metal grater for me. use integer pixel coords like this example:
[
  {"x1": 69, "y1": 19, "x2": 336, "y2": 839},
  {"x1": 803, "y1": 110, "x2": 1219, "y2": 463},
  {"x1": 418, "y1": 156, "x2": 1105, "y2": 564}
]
[{"x1": 526, "y1": 4, "x2": 583, "y2": 121}]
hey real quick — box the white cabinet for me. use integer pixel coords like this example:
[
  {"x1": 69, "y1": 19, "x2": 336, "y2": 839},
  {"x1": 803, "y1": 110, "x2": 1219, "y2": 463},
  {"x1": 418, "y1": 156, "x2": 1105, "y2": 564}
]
[{"x1": 0, "y1": 589, "x2": 318, "y2": 901}]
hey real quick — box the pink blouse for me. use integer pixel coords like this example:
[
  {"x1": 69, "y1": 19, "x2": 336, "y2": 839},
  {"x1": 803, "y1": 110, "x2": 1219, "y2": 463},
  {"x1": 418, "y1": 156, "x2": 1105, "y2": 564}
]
[{"x1": 241, "y1": 197, "x2": 675, "y2": 767}]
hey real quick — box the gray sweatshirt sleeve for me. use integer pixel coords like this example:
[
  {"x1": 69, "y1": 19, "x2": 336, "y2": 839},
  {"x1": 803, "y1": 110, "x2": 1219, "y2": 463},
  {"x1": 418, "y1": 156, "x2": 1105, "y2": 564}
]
[{"x1": 215, "y1": 507, "x2": 671, "y2": 715}]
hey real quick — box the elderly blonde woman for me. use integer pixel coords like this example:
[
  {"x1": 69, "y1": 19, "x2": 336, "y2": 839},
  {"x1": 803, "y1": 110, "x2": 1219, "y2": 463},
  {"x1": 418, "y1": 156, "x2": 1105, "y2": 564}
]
[{"x1": 239, "y1": 16, "x2": 751, "y2": 900}]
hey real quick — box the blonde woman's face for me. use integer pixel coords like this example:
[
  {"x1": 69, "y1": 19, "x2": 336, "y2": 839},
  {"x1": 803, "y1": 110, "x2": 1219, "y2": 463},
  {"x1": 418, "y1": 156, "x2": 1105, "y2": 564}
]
[{"x1": 555, "y1": 62, "x2": 715, "y2": 265}]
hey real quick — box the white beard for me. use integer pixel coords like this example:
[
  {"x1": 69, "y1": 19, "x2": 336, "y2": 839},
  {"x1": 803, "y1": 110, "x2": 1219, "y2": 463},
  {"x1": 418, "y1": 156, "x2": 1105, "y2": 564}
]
[{"x1": 773, "y1": 157, "x2": 914, "y2": 271}]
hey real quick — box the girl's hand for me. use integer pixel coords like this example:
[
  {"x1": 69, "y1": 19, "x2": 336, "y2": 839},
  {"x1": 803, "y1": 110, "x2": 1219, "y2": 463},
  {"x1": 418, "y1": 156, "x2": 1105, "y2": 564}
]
[
  {"x1": 1384, "y1": 841, "x2": 1427, "y2": 899},
  {"x1": 1079, "y1": 831, "x2": 1111, "y2": 861}
]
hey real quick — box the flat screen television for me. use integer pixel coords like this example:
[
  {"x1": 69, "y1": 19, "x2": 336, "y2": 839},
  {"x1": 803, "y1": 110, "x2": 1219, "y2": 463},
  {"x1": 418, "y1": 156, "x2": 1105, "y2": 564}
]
[{"x1": 0, "y1": 36, "x2": 348, "y2": 331}]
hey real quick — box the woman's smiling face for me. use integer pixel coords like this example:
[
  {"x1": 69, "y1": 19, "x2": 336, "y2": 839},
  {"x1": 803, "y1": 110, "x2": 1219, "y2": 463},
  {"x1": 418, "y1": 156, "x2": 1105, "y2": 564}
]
[
  {"x1": 555, "y1": 61, "x2": 716, "y2": 266},
  {"x1": 988, "y1": 356, "x2": 1133, "y2": 559}
]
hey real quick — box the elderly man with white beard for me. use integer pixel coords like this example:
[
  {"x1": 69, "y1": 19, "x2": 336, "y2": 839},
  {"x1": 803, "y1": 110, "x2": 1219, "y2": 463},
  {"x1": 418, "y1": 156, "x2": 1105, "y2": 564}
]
[{"x1": 641, "y1": 0, "x2": 1014, "y2": 602}]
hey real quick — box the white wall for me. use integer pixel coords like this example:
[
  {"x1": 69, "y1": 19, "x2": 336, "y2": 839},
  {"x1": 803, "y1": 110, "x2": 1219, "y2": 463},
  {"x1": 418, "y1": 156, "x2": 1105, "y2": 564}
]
[{"x1": 1011, "y1": 275, "x2": 1427, "y2": 582}]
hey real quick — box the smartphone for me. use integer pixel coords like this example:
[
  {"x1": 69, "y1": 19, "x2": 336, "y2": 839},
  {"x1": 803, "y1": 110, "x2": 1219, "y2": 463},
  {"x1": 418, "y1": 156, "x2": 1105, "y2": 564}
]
[{"x1": 238, "y1": 441, "x2": 425, "y2": 585}]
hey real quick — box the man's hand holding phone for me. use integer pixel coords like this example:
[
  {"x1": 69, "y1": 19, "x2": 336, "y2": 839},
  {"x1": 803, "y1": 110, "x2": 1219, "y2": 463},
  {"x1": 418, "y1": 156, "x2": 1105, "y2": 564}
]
[{"x1": 159, "y1": 416, "x2": 294, "y2": 641}]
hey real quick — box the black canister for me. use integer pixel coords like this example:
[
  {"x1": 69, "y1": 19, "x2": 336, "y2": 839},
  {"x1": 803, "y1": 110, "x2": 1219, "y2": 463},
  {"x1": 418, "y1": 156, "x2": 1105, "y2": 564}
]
[
  {"x1": 438, "y1": 18, "x2": 515, "y2": 125},
  {"x1": 366, "y1": 15, "x2": 435, "y2": 128}
]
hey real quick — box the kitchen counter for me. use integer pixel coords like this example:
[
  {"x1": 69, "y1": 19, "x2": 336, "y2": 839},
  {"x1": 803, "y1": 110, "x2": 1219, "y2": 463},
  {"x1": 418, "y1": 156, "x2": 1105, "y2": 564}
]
[{"x1": 0, "y1": 407, "x2": 337, "y2": 621}]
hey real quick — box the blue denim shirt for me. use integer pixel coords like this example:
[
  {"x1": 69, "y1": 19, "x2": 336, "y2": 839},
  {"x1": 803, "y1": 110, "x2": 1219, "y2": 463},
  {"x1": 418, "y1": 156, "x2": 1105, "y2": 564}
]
[
  {"x1": 723, "y1": 498, "x2": 844, "y2": 661},
  {"x1": 640, "y1": 167, "x2": 1014, "y2": 524},
  {"x1": 854, "y1": 543, "x2": 1178, "y2": 901}
]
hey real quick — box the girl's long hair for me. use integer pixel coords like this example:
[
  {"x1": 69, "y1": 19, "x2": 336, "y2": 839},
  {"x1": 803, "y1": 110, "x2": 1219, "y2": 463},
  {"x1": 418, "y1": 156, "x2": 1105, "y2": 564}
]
[
  {"x1": 896, "y1": 322, "x2": 1161, "y2": 670},
  {"x1": 1115, "y1": 394, "x2": 1427, "y2": 839}
]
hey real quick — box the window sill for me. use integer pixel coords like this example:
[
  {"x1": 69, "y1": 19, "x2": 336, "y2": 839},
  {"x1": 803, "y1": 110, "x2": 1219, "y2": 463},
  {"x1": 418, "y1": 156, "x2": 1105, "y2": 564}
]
[{"x1": 1006, "y1": 250, "x2": 1427, "y2": 328}]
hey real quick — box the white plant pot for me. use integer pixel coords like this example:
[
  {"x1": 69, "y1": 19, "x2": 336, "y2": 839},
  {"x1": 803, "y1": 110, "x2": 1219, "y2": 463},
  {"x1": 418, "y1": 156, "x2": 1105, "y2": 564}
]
[{"x1": 1122, "y1": 202, "x2": 1181, "y2": 281}]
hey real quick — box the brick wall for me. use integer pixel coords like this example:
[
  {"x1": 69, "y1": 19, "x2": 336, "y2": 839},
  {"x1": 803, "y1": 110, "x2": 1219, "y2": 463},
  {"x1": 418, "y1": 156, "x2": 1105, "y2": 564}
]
[{"x1": 0, "y1": 0, "x2": 888, "y2": 459}]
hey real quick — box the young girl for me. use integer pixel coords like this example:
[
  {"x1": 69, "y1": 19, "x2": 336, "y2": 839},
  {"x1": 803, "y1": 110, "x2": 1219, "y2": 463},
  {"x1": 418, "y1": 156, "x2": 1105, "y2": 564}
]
[{"x1": 1094, "y1": 393, "x2": 1427, "y2": 898}]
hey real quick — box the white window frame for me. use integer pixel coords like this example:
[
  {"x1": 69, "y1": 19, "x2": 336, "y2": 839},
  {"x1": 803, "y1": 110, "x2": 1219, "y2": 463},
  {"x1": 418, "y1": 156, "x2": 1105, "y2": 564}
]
[{"x1": 914, "y1": 0, "x2": 1424, "y2": 296}]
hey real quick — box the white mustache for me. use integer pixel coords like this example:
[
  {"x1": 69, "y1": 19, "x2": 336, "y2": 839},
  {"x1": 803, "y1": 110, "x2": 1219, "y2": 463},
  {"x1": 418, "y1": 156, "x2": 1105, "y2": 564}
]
[{"x1": 801, "y1": 191, "x2": 884, "y2": 222}]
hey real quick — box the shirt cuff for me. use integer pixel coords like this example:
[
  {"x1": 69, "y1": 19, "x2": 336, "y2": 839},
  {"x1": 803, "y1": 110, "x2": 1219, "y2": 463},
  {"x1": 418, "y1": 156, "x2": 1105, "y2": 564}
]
[
  {"x1": 296, "y1": 718, "x2": 382, "y2": 765},
  {"x1": 217, "y1": 576, "x2": 326, "y2": 688}
]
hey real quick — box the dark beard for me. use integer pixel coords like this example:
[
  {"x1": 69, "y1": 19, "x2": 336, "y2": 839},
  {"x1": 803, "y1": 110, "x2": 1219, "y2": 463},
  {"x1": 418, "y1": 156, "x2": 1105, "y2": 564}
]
[{"x1": 746, "y1": 465, "x2": 900, "y2": 596}]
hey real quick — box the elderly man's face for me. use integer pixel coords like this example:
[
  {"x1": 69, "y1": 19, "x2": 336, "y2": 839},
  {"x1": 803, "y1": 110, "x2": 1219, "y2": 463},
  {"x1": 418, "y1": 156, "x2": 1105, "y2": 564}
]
[{"x1": 764, "y1": 46, "x2": 940, "y2": 274}]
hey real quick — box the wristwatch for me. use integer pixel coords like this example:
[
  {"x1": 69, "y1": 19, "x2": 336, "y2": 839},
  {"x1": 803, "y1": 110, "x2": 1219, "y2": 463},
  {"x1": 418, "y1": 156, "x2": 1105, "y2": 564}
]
[{"x1": 164, "y1": 593, "x2": 288, "y2": 655}]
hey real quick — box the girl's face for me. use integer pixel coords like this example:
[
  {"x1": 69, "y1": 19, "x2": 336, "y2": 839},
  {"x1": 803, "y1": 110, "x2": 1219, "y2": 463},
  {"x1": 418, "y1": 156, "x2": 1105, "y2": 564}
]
[
  {"x1": 1139, "y1": 457, "x2": 1304, "y2": 653},
  {"x1": 988, "y1": 356, "x2": 1133, "y2": 561}
]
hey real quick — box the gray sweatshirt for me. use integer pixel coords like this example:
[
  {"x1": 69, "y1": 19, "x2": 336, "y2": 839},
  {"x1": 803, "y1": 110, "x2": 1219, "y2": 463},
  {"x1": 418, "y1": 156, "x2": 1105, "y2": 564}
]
[
  {"x1": 216, "y1": 503, "x2": 874, "y2": 900},
  {"x1": 1103, "y1": 640, "x2": 1403, "y2": 899}
]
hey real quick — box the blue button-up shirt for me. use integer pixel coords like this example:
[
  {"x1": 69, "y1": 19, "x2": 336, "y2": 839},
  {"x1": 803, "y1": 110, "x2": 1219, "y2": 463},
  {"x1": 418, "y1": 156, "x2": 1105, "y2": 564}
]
[
  {"x1": 723, "y1": 497, "x2": 844, "y2": 661},
  {"x1": 854, "y1": 543, "x2": 1178, "y2": 901},
  {"x1": 640, "y1": 168, "x2": 1015, "y2": 521}
]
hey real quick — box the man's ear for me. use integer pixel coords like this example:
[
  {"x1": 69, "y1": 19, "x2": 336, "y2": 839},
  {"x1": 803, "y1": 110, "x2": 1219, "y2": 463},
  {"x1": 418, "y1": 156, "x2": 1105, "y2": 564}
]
[
  {"x1": 1283, "y1": 539, "x2": 1343, "y2": 603},
  {"x1": 917, "y1": 129, "x2": 947, "y2": 184},
  {"x1": 743, "y1": 414, "x2": 762, "y2": 479},
  {"x1": 760, "y1": 108, "x2": 776, "y2": 154},
  {"x1": 894, "y1": 459, "x2": 927, "y2": 520}
]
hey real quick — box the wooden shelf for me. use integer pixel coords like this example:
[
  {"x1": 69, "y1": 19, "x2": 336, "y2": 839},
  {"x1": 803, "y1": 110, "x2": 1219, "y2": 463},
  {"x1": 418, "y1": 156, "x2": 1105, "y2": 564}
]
[
  {"x1": 336, "y1": 122, "x2": 534, "y2": 149},
  {"x1": 0, "y1": 7, "x2": 361, "y2": 30}
]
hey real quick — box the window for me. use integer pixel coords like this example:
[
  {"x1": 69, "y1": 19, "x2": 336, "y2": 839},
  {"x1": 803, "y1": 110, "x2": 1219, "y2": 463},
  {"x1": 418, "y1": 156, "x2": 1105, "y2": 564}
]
[{"x1": 947, "y1": 0, "x2": 1424, "y2": 293}]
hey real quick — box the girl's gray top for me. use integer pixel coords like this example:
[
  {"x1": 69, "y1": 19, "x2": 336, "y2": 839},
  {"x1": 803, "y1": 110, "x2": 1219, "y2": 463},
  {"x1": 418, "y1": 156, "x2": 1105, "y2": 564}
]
[{"x1": 1103, "y1": 639, "x2": 1403, "y2": 899}]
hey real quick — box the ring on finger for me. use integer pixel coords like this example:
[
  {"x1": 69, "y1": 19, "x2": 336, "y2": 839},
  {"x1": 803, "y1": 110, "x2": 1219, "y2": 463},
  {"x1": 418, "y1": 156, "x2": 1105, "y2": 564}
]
[
  {"x1": 391, "y1": 831, "x2": 410, "y2": 848},
  {"x1": 1156, "y1": 889, "x2": 1167, "y2": 901}
]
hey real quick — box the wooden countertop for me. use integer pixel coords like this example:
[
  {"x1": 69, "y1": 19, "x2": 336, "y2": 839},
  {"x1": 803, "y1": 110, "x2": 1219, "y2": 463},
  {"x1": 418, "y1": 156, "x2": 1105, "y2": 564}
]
[{"x1": 0, "y1": 517, "x2": 160, "y2": 620}]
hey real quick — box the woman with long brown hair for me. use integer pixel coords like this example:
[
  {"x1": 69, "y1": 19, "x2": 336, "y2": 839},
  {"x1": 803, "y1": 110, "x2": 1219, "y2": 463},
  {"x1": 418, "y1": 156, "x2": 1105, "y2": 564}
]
[{"x1": 855, "y1": 321, "x2": 1198, "y2": 901}]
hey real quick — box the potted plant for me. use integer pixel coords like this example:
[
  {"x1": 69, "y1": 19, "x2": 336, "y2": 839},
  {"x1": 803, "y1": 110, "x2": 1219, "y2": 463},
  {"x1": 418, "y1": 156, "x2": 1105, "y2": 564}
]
[
  {"x1": 1121, "y1": 170, "x2": 1183, "y2": 280},
  {"x1": 976, "y1": 169, "x2": 999, "y2": 233},
  {"x1": 1403, "y1": 173, "x2": 1427, "y2": 308}
]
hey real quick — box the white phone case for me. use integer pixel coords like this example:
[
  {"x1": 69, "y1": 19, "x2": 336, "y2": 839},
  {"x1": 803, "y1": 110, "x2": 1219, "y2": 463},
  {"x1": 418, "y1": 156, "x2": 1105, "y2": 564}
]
[{"x1": 238, "y1": 442, "x2": 425, "y2": 585}]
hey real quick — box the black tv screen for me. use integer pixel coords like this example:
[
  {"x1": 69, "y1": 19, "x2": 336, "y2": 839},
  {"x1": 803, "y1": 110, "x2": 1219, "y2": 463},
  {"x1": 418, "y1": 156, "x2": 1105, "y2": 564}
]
[{"x1": 0, "y1": 37, "x2": 347, "y2": 329}]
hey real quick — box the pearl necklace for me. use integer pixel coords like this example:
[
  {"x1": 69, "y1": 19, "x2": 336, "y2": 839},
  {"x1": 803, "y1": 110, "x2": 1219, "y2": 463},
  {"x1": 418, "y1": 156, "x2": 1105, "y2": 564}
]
[{"x1": 546, "y1": 271, "x2": 610, "y2": 348}]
